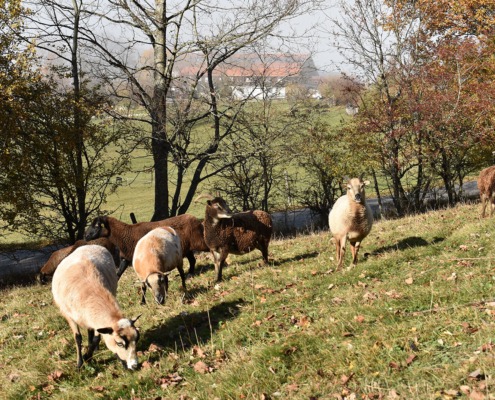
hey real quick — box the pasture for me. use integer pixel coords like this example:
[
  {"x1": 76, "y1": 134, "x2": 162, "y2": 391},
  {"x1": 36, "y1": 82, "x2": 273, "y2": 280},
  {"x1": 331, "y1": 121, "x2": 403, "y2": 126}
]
[{"x1": 1, "y1": 202, "x2": 495, "y2": 399}]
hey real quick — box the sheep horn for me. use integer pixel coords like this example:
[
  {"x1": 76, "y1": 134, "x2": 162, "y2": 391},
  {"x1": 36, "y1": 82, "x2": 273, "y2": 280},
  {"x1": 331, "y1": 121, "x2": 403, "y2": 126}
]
[
  {"x1": 131, "y1": 314, "x2": 142, "y2": 325},
  {"x1": 194, "y1": 193, "x2": 214, "y2": 202}
]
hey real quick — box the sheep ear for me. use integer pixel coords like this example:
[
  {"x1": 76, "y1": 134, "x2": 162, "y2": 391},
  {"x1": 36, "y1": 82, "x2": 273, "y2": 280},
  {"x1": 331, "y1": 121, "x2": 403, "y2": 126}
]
[
  {"x1": 97, "y1": 327, "x2": 114, "y2": 334},
  {"x1": 363, "y1": 180, "x2": 370, "y2": 186}
]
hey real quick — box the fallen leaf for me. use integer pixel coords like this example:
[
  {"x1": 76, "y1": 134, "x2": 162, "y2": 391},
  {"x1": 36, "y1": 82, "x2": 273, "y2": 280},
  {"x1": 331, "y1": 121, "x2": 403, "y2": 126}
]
[
  {"x1": 363, "y1": 291, "x2": 378, "y2": 302},
  {"x1": 354, "y1": 315, "x2": 365, "y2": 323},
  {"x1": 460, "y1": 385, "x2": 471, "y2": 394},
  {"x1": 406, "y1": 354, "x2": 417, "y2": 365},
  {"x1": 459, "y1": 245, "x2": 469, "y2": 251},
  {"x1": 193, "y1": 361, "x2": 209, "y2": 374},
  {"x1": 287, "y1": 383, "x2": 299, "y2": 392},
  {"x1": 91, "y1": 386, "x2": 106, "y2": 392},
  {"x1": 387, "y1": 389, "x2": 400, "y2": 399},
  {"x1": 389, "y1": 362, "x2": 401, "y2": 370},
  {"x1": 340, "y1": 372, "x2": 354, "y2": 385},
  {"x1": 468, "y1": 369, "x2": 485, "y2": 380},
  {"x1": 192, "y1": 345, "x2": 206, "y2": 358},
  {"x1": 469, "y1": 390, "x2": 485, "y2": 400},
  {"x1": 442, "y1": 389, "x2": 460, "y2": 396},
  {"x1": 47, "y1": 370, "x2": 63, "y2": 381},
  {"x1": 148, "y1": 343, "x2": 164, "y2": 353},
  {"x1": 384, "y1": 290, "x2": 402, "y2": 299},
  {"x1": 297, "y1": 315, "x2": 311, "y2": 328},
  {"x1": 141, "y1": 361, "x2": 153, "y2": 369},
  {"x1": 405, "y1": 277, "x2": 413, "y2": 285}
]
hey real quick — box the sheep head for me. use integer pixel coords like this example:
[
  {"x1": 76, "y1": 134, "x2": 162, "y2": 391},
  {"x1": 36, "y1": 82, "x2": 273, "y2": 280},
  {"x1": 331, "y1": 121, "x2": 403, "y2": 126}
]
[
  {"x1": 85, "y1": 216, "x2": 109, "y2": 240},
  {"x1": 98, "y1": 316, "x2": 141, "y2": 370},
  {"x1": 145, "y1": 272, "x2": 170, "y2": 305},
  {"x1": 346, "y1": 177, "x2": 370, "y2": 204},
  {"x1": 206, "y1": 197, "x2": 233, "y2": 221}
]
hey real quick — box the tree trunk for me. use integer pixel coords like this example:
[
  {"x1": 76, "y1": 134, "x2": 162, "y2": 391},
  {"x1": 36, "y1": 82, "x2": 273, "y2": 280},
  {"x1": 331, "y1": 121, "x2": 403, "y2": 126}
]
[{"x1": 150, "y1": 0, "x2": 170, "y2": 221}]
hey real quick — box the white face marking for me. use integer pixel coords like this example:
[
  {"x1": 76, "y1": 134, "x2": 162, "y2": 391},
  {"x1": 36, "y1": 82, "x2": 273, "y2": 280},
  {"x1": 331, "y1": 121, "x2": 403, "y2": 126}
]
[{"x1": 118, "y1": 319, "x2": 131, "y2": 329}]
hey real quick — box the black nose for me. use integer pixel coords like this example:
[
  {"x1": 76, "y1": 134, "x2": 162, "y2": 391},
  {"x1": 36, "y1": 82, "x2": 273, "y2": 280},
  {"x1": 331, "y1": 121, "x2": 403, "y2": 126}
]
[{"x1": 354, "y1": 194, "x2": 362, "y2": 202}]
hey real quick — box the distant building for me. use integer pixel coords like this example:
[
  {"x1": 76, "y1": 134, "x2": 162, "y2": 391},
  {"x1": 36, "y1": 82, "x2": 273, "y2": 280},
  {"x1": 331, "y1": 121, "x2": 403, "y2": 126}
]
[{"x1": 173, "y1": 52, "x2": 320, "y2": 100}]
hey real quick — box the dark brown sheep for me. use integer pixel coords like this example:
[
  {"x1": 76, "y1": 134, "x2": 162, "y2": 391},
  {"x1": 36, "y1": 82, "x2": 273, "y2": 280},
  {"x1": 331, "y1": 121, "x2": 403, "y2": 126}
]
[
  {"x1": 199, "y1": 195, "x2": 272, "y2": 282},
  {"x1": 477, "y1": 166, "x2": 495, "y2": 218},
  {"x1": 39, "y1": 237, "x2": 118, "y2": 283},
  {"x1": 84, "y1": 214, "x2": 208, "y2": 278}
]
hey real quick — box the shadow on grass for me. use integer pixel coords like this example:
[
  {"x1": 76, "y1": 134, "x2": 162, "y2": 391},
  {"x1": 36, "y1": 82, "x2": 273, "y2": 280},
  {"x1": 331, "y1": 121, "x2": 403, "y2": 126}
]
[
  {"x1": 372, "y1": 236, "x2": 444, "y2": 255},
  {"x1": 141, "y1": 298, "x2": 246, "y2": 358},
  {"x1": 270, "y1": 251, "x2": 320, "y2": 267}
]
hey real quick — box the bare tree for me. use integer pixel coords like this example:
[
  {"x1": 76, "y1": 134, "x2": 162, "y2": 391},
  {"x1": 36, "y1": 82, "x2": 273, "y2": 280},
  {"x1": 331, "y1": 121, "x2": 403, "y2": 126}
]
[
  {"x1": 327, "y1": 0, "x2": 427, "y2": 216},
  {"x1": 25, "y1": 0, "x2": 323, "y2": 220}
]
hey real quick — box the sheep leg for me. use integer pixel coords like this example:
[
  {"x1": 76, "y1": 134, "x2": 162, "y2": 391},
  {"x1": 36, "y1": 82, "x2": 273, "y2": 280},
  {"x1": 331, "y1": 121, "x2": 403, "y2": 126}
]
[
  {"x1": 211, "y1": 250, "x2": 224, "y2": 282},
  {"x1": 66, "y1": 318, "x2": 84, "y2": 369},
  {"x1": 83, "y1": 329, "x2": 101, "y2": 362},
  {"x1": 140, "y1": 282, "x2": 147, "y2": 305},
  {"x1": 350, "y1": 241, "x2": 360, "y2": 266},
  {"x1": 481, "y1": 194, "x2": 488, "y2": 218},
  {"x1": 260, "y1": 243, "x2": 269, "y2": 265},
  {"x1": 177, "y1": 264, "x2": 187, "y2": 291},
  {"x1": 186, "y1": 252, "x2": 196, "y2": 275},
  {"x1": 338, "y1": 236, "x2": 347, "y2": 270},
  {"x1": 334, "y1": 239, "x2": 340, "y2": 266},
  {"x1": 490, "y1": 194, "x2": 495, "y2": 217},
  {"x1": 116, "y1": 259, "x2": 130, "y2": 279}
]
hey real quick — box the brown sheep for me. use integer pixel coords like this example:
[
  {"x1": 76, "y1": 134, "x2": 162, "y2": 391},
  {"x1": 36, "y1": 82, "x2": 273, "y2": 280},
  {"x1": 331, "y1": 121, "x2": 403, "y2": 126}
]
[
  {"x1": 198, "y1": 195, "x2": 272, "y2": 282},
  {"x1": 84, "y1": 214, "x2": 208, "y2": 278},
  {"x1": 39, "y1": 237, "x2": 118, "y2": 283},
  {"x1": 477, "y1": 166, "x2": 495, "y2": 218},
  {"x1": 328, "y1": 177, "x2": 373, "y2": 270},
  {"x1": 132, "y1": 227, "x2": 185, "y2": 305},
  {"x1": 51, "y1": 245, "x2": 140, "y2": 370}
]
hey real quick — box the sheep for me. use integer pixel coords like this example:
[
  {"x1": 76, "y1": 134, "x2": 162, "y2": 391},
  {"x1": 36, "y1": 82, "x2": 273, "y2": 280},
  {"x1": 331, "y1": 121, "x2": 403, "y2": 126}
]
[
  {"x1": 51, "y1": 245, "x2": 140, "y2": 370},
  {"x1": 84, "y1": 214, "x2": 208, "y2": 278},
  {"x1": 197, "y1": 195, "x2": 273, "y2": 282},
  {"x1": 39, "y1": 237, "x2": 118, "y2": 283},
  {"x1": 132, "y1": 227, "x2": 185, "y2": 305},
  {"x1": 477, "y1": 165, "x2": 495, "y2": 218},
  {"x1": 328, "y1": 177, "x2": 373, "y2": 270}
]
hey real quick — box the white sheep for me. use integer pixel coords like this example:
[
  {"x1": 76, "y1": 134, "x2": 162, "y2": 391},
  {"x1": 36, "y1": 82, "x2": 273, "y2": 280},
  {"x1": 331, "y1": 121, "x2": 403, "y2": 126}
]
[
  {"x1": 132, "y1": 227, "x2": 185, "y2": 305},
  {"x1": 51, "y1": 245, "x2": 140, "y2": 370},
  {"x1": 328, "y1": 177, "x2": 373, "y2": 269}
]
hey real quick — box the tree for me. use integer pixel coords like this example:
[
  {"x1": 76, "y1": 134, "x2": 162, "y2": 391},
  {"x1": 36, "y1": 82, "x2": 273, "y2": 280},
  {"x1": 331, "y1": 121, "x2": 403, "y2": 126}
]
[
  {"x1": 25, "y1": 0, "x2": 322, "y2": 220},
  {"x1": 1, "y1": 74, "x2": 132, "y2": 242}
]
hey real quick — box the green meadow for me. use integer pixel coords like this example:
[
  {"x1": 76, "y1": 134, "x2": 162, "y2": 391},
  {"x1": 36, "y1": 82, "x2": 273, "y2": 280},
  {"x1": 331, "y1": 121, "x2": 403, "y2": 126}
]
[{"x1": 1, "y1": 202, "x2": 495, "y2": 399}]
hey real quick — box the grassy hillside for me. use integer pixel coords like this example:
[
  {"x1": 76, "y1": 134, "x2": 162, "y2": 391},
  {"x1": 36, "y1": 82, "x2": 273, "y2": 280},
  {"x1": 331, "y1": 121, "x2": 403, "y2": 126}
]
[{"x1": 1, "y1": 202, "x2": 495, "y2": 399}]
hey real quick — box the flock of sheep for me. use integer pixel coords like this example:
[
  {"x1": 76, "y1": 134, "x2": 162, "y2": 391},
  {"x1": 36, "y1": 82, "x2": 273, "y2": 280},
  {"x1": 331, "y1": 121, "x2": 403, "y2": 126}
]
[{"x1": 43, "y1": 175, "x2": 423, "y2": 370}]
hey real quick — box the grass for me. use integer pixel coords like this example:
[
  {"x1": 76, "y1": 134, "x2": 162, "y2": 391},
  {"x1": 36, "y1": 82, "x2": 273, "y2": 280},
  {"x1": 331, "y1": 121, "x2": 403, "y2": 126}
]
[{"x1": 1, "y1": 202, "x2": 495, "y2": 399}]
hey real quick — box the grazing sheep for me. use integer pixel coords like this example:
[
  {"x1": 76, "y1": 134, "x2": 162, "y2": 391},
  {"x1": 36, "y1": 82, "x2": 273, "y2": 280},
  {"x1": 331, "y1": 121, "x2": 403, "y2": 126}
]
[
  {"x1": 51, "y1": 245, "x2": 140, "y2": 370},
  {"x1": 477, "y1": 165, "x2": 495, "y2": 218},
  {"x1": 39, "y1": 237, "x2": 118, "y2": 283},
  {"x1": 132, "y1": 227, "x2": 185, "y2": 305},
  {"x1": 329, "y1": 177, "x2": 373, "y2": 270},
  {"x1": 84, "y1": 214, "x2": 208, "y2": 278},
  {"x1": 198, "y1": 195, "x2": 272, "y2": 282}
]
